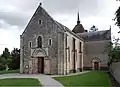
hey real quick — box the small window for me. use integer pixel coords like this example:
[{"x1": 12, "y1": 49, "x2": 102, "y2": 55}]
[
  {"x1": 49, "y1": 38, "x2": 52, "y2": 46},
  {"x1": 38, "y1": 20, "x2": 42, "y2": 25},
  {"x1": 79, "y1": 42, "x2": 82, "y2": 53},
  {"x1": 37, "y1": 36, "x2": 42, "y2": 48},
  {"x1": 72, "y1": 38, "x2": 75, "y2": 51},
  {"x1": 29, "y1": 41, "x2": 32, "y2": 48}
]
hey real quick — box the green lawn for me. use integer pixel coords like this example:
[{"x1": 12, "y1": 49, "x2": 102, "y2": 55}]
[
  {"x1": 0, "y1": 69, "x2": 20, "y2": 74},
  {"x1": 53, "y1": 71, "x2": 111, "y2": 87},
  {"x1": 0, "y1": 78, "x2": 41, "y2": 86}
]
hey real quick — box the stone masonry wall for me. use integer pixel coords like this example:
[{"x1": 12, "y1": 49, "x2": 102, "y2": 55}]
[
  {"x1": 21, "y1": 5, "x2": 64, "y2": 74},
  {"x1": 83, "y1": 40, "x2": 110, "y2": 69},
  {"x1": 110, "y1": 62, "x2": 120, "y2": 84}
]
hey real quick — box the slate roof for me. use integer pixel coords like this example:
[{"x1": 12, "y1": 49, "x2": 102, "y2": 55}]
[
  {"x1": 72, "y1": 12, "x2": 85, "y2": 34},
  {"x1": 54, "y1": 21, "x2": 84, "y2": 41},
  {"x1": 77, "y1": 30, "x2": 111, "y2": 41},
  {"x1": 72, "y1": 24, "x2": 85, "y2": 33}
]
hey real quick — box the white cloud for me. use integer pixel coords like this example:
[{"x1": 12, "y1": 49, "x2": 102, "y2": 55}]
[
  {"x1": 0, "y1": 26, "x2": 21, "y2": 54},
  {"x1": 0, "y1": 0, "x2": 120, "y2": 54}
]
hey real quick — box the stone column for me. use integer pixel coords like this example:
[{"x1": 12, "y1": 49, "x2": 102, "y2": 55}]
[
  {"x1": 75, "y1": 50, "x2": 77, "y2": 71},
  {"x1": 64, "y1": 33, "x2": 67, "y2": 75},
  {"x1": 71, "y1": 51, "x2": 74, "y2": 73},
  {"x1": 92, "y1": 62, "x2": 94, "y2": 70},
  {"x1": 67, "y1": 47, "x2": 70, "y2": 74},
  {"x1": 44, "y1": 57, "x2": 50, "y2": 74},
  {"x1": 57, "y1": 33, "x2": 61, "y2": 74},
  {"x1": 32, "y1": 58, "x2": 38, "y2": 74},
  {"x1": 29, "y1": 58, "x2": 32, "y2": 74},
  {"x1": 99, "y1": 62, "x2": 101, "y2": 70},
  {"x1": 81, "y1": 53, "x2": 83, "y2": 71},
  {"x1": 79, "y1": 53, "x2": 83, "y2": 72},
  {"x1": 20, "y1": 35, "x2": 23, "y2": 73},
  {"x1": 77, "y1": 53, "x2": 80, "y2": 71},
  {"x1": 57, "y1": 32, "x2": 64, "y2": 75}
]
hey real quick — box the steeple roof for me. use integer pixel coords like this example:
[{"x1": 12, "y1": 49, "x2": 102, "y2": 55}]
[
  {"x1": 72, "y1": 12, "x2": 85, "y2": 34},
  {"x1": 77, "y1": 12, "x2": 80, "y2": 24}
]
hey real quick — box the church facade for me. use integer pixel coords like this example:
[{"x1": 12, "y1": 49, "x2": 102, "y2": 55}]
[{"x1": 20, "y1": 4, "x2": 111, "y2": 75}]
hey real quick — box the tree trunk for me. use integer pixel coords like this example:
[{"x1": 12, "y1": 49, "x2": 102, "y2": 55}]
[{"x1": 5, "y1": 64, "x2": 9, "y2": 71}]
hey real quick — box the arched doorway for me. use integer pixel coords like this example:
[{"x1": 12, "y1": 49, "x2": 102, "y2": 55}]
[
  {"x1": 29, "y1": 48, "x2": 49, "y2": 74},
  {"x1": 94, "y1": 62, "x2": 99, "y2": 70},
  {"x1": 38, "y1": 57, "x2": 44, "y2": 73},
  {"x1": 91, "y1": 57, "x2": 101, "y2": 70}
]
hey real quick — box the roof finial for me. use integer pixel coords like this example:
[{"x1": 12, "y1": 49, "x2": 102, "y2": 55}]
[
  {"x1": 40, "y1": 2, "x2": 42, "y2": 6},
  {"x1": 110, "y1": 25, "x2": 111, "y2": 29},
  {"x1": 109, "y1": 25, "x2": 111, "y2": 31},
  {"x1": 77, "y1": 12, "x2": 80, "y2": 24}
]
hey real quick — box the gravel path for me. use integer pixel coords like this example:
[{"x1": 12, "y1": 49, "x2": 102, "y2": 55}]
[
  {"x1": 0, "y1": 71, "x2": 90, "y2": 87},
  {"x1": 0, "y1": 74, "x2": 63, "y2": 87}
]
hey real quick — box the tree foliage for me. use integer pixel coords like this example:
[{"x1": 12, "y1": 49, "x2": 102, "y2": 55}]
[
  {"x1": 0, "y1": 48, "x2": 12, "y2": 71},
  {"x1": 108, "y1": 45, "x2": 120, "y2": 66},
  {"x1": 110, "y1": 46, "x2": 120, "y2": 61},
  {"x1": 1, "y1": 48, "x2": 11, "y2": 60},
  {"x1": 0, "y1": 57, "x2": 6, "y2": 70},
  {"x1": 106, "y1": 37, "x2": 120, "y2": 66},
  {"x1": 0, "y1": 48, "x2": 20, "y2": 71},
  {"x1": 114, "y1": 0, "x2": 120, "y2": 29},
  {"x1": 89, "y1": 25, "x2": 98, "y2": 32},
  {"x1": 10, "y1": 48, "x2": 20, "y2": 70},
  {"x1": 114, "y1": 6, "x2": 120, "y2": 28}
]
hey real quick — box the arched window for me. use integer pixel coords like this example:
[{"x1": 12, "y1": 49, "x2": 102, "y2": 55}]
[
  {"x1": 38, "y1": 20, "x2": 42, "y2": 25},
  {"x1": 29, "y1": 41, "x2": 32, "y2": 48},
  {"x1": 37, "y1": 36, "x2": 42, "y2": 48},
  {"x1": 48, "y1": 38, "x2": 52, "y2": 46},
  {"x1": 79, "y1": 42, "x2": 82, "y2": 53}
]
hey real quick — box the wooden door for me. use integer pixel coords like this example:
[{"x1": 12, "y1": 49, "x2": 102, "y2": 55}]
[
  {"x1": 38, "y1": 57, "x2": 44, "y2": 73},
  {"x1": 94, "y1": 62, "x2": 99, "y2": 70}
]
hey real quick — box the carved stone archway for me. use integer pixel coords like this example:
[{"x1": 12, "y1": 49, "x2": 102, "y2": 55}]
[
  {"x1": 91, "y1": 57, "x2": 101, "y2": 70},
  {"x1": 32, "y1": 48, "x2": 47, "y2": 58},
  {"x1": 29, "y1": 48, "x2": 50, "y2": 74}
]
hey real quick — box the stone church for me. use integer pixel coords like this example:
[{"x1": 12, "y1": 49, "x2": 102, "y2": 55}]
[{"x1": 20, "y1": 4, "x2": 111, "y2": 75}]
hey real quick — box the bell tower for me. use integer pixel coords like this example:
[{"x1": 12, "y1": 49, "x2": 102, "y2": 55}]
[{"x1": 72, "y1": 12, "x2": 85, "y2": 33}]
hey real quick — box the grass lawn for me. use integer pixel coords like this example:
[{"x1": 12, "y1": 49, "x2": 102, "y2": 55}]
[
  {"x1": 0, "y1": 69, "x2": 20, "y2": 74},
  {"x1": 0, "y1": 78, "x2": 41, "y2": 86},
  {"x1": 53, "y1": 71, "x2": 111, "y2": 87}
]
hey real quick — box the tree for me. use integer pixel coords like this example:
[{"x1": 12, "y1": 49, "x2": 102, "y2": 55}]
[
  {"x1": 114, "y1": 0, "x2": 120, "y2": 29},
  {"x1": 1, "y1": 48, "x2": 11, "y2": 59},
  {"x1": 109, "y1": 46, "x2": 120, "y2": 62},
  {"x1": 105, "y1": 37, "x2": 120, "y2": 67},
  {"x1": 114, "y1": 6, "x2": 120, "y2": 29},
  {"x1": 0, "y1": 56, "x2": 6, "y2": 70},
  {"x1": 1, "y1": 48, "x2": 12, "y2": 71},
  {"x1": 89, "y1": 25, "x2": 98, "y2": 32},
  {"x1": 10, "y1": 48, "x2": 20, "y2": 70}
]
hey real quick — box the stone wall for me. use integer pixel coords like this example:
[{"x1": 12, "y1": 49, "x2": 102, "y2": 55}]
[
  {"x1": 57, "y1": 32, "x2": 64, "y2": 75},
  {"x1": 110, "y1": 62, "x2": 120, "y2": 84},
  {"x1": 21, "y1": 5, "x2": 64, "y2": 74},
  {"x1": 83, "y1": 40, "x2": 110, "y2": 70},
  {"x1": 66, "y1": 31, "x2": 84, "y2": 73}
]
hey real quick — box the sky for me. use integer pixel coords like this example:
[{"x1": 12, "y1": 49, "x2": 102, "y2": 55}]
[{"x1": 0, "y1": 0, "x2": 120, "y2": 54}]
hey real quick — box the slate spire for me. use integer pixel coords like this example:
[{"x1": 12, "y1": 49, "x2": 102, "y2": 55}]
[
  {"x1": 40, "y1": 2, "x2": 42, "y2": 6},
  {"x1": 109, "y1": 25, "x2": 111, "y2": 30},
  {"x1": 72, "y1": 12, "x2": 85, "y2": 33},
  {"x1": 77, "y1": 12, "x2": 80, "y2": 24}
]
